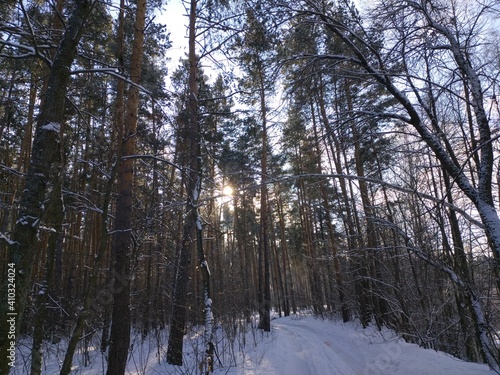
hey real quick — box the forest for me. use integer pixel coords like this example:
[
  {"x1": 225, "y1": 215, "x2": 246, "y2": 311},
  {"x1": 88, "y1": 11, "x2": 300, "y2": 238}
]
[{"x1": 2, "y1": 0, "x2": 500, "y2": 374}]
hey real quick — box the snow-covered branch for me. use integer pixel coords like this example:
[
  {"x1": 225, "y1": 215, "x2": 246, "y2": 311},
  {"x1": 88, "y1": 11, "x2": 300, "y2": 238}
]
[
  {"x1": 120, "y1": 154, "x2": 183, "y2": 171},
  {"x1": 70, "y1": 68, "x2": 154, "y2": 96},
  {"x1": 0, "y1": 232, "x2": 17, "y2": 247}
]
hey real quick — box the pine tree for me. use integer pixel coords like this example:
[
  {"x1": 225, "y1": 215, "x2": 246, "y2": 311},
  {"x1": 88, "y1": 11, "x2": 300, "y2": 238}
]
[{"x1": 0, "y1": 2, "x2": 97, "y2": 373}]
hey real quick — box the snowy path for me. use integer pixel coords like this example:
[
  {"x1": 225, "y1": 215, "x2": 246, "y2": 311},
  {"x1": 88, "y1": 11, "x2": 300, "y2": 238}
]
[
  {"x1": 224, "y1": 316, "x2": 495, "y2": 375},
  {"x1": 258, "y1": 318, "x2": 362, "y2": 374}
]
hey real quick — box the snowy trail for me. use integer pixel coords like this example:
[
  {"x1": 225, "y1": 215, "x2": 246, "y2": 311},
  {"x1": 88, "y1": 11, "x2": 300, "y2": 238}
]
[
  {"x1": 263, "y1": 319, "x2": 362, "y2": 375},
  {"x1": 225, "y1": 316, "x2": 495, "y2": 375}
]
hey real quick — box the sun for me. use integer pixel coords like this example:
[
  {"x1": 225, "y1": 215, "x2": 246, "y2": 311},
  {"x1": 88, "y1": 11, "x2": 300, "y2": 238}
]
[{"x1": 222, "y1": 185, "x2": 234, "y2": 196}]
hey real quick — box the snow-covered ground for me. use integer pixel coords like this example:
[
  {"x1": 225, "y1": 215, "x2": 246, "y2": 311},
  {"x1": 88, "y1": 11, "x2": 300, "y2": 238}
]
[
  {"x1": 10, "y1": 315, "x2": 495, "y2": 374},
  {"x1": 223, "y1": 316, "x2": 494, "y2": 375}
]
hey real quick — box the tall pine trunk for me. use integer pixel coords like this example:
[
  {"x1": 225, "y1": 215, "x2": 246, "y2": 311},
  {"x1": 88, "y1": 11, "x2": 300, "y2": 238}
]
[
  {"x1": 167, "y1": 0, "x2": 204, "y2": 365},
  {"x1": 106, "y1": 0, "x2": 147, "y2": 374},
  {"x1": 257, "y1": 69, "x2": 271, "y2": 332},
  {"x1": 101, "y1": 0, "x2": 126, "y2": 353}
]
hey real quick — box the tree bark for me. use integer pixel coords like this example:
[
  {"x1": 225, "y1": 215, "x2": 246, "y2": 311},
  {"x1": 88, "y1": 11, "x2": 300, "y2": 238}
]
[
  {"x1": 257, "y1": 69, "x2": 271, "y2": 332},
  {"x1": 167, "y1": 0, "x2": 204, "y2": 365},
  {"x1": 106, "y1": 0, "x2": 147, "y2": 373},
  {"x1": 0, "y1": 2, "x2": 95, "y2": 373},
  {"x1": 30, "y1": 183, "x2": 63, "y2": 375}
]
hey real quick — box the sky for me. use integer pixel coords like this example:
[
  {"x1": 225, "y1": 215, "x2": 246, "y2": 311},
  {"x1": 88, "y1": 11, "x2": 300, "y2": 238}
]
[{"x1": 162, "y1": 0, "x2": 189, "y2": 62}]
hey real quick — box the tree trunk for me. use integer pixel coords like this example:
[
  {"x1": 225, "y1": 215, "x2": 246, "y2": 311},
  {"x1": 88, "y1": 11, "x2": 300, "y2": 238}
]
[
  {"x1": 276, "y1": 193, "x2": 291, "y2": 317},
  {"x1": 30, "y1": 182, "x2": 64, "y2": 375},
  {"x1": 100, "y1": 0, "x2": 125, "y2": 353},
  {"x1": 257, "y1": 68, "x2": 271, "y2": 332},
  {"x1": 0, "y1": 2, "x2": 95, "y2": 373},
  {"x1": 106, "y1": 0, "x2": 147, "y2": 373},
  {"x1": 167, "y1": 0, "x2": 204, "y2": 365},
  {"x1": 443, "y1": 170, "x2": 483, "y2": 362}
]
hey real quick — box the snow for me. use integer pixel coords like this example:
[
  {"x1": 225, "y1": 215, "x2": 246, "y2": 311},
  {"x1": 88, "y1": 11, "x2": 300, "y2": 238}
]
[
  {"x1": 41, "y1": 122, "x2": 61, "y2": 133},
  {"x1": 0, "y1": 39, "x2": 36, "y2": 55},
  {"x1": 15, "y1": 214, "x2": 41, "y2": 228},
  {"x1": 0, "y1": 232, "x2": 17, "y2": 246},
  {"x1": 192, "y1": 179, "x2": 200, "y2": 202},
  {"x1": 196, "y1": 214, "x2": 203, "y2": 230},
  {"x1": 228, "y1": 317, "x2": 493, "y2": 375},
  {"x1": 10, "y1": 315, "x2": 494, "y2": 375},
  {"x1": 204, "y1": 294, "x2": 214, "y2": 343}
]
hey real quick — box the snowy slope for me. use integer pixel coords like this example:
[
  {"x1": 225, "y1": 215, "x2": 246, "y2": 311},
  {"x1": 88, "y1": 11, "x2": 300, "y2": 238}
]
[{"x1": 11, "y1": 315, "x2": 495, "y2": 374}]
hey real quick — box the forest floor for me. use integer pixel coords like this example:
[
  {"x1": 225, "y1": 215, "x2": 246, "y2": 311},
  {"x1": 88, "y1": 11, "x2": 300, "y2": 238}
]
[{"x1": 11, "y1": 314, "x2": 495, "y2": 374}]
